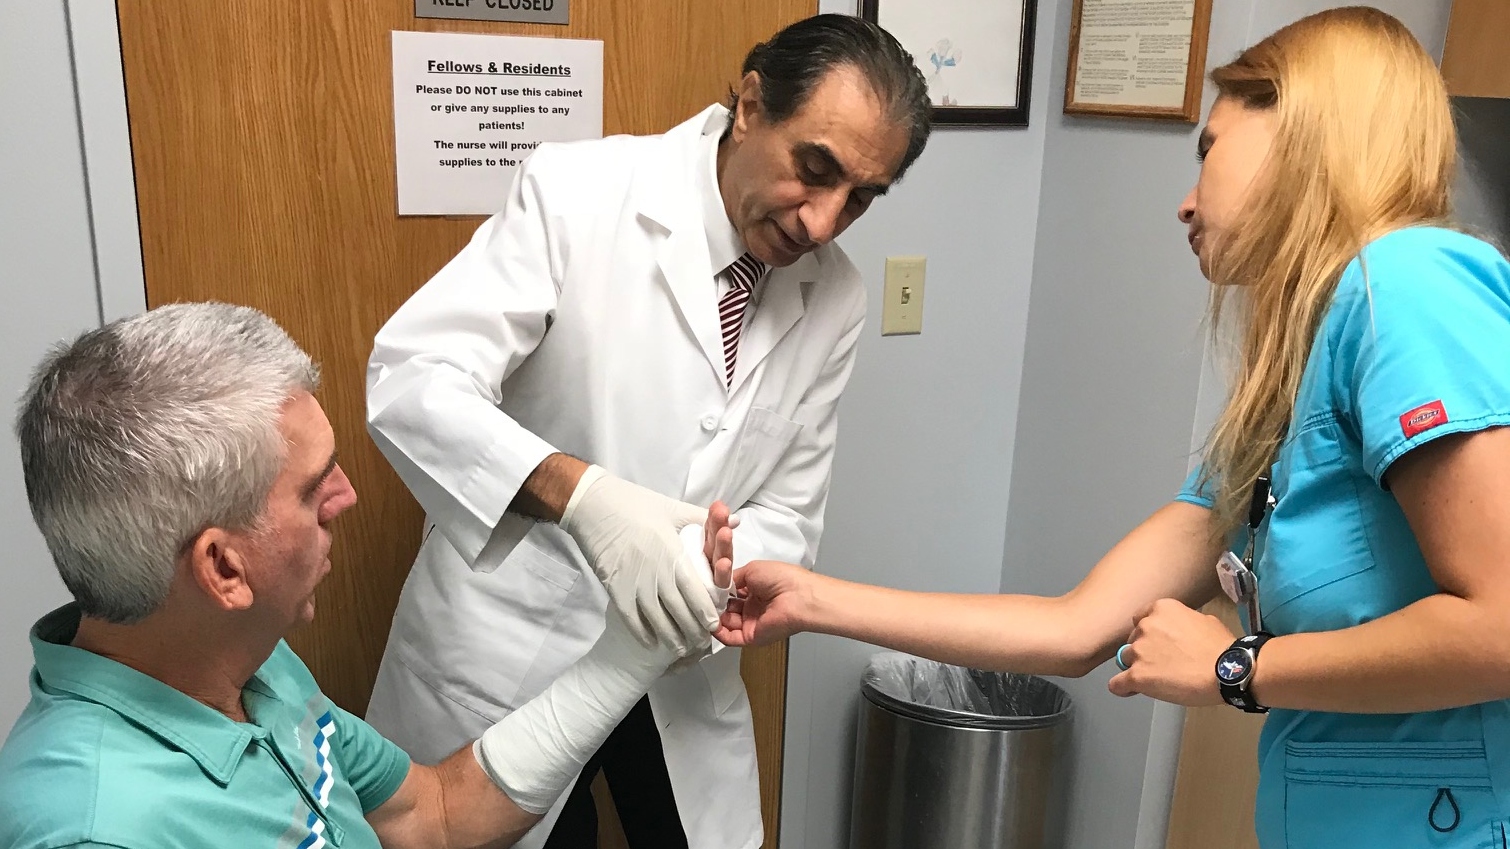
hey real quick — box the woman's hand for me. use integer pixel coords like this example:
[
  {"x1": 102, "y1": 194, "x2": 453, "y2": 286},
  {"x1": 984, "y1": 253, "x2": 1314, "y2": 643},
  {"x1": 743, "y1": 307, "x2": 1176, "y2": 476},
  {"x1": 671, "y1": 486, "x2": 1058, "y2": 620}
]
[
  {"x1": 1108, "y1": 598, "x2": 1236, "y2": 707},
  {"x1": 714, "y1": 560, "x2": 816, "y2": 648}
]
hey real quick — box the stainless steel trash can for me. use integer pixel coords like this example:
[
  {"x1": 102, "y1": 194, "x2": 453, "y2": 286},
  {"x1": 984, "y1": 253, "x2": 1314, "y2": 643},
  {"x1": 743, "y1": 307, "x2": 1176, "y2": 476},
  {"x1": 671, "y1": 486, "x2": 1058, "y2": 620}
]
[{"x1": 849, "y1": 653, "x2": 1072, "y2": 849}]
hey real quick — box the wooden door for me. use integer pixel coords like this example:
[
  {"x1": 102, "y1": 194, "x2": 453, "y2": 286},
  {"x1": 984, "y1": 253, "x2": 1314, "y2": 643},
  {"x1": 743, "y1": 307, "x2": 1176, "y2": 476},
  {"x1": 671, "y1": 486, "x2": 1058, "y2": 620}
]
[
  {"x1": 115, "y1": 2, "x2": 812, "y2": 845},
  {"x1": 1441, "y1": 0, "x2": 1510, "y2": 98},
  {"x1": 1163, "y1": 600, "x2": 1263, "y2": 849}
]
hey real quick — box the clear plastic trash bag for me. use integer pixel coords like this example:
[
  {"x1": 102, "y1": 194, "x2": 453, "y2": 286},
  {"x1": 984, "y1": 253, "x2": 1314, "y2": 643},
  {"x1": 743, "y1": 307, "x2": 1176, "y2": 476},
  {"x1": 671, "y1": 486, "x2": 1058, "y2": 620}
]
[{"x1": 861, "y1": 652, "x2": 1073, "y2": 730}]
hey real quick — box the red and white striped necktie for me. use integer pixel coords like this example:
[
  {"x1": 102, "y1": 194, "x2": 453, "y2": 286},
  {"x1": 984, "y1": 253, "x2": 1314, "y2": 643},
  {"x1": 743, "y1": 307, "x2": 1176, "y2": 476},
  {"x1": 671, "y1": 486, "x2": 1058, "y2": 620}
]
[{"x1": 718, "y1": 252, "x2": 767, "y2": 386}]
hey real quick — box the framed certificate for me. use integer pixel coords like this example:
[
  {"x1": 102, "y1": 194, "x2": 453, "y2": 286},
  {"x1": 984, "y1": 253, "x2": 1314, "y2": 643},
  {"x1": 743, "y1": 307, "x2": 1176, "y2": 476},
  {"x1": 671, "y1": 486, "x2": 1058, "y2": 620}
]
[
  {"x1": 862, "y1": 0, "x2": 1039, "y2": 127},
  {"x1": 1063, "y1": 0, "x2": 1212, "y2": 122}
]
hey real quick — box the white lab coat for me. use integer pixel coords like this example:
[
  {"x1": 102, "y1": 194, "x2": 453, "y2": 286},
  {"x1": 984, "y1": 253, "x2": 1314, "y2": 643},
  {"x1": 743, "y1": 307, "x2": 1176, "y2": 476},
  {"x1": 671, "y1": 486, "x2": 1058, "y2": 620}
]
[{"x1": 364, "y1": 105, "x2": 866, "y2": 849}]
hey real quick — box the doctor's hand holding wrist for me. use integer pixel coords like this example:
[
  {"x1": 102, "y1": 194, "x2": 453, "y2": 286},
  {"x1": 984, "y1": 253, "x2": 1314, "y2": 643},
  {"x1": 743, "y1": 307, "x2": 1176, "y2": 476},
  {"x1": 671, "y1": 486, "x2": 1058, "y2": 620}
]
[
  {"x1": 513, "y1": 453, "x2": 720, "y2": 651},
  {"x1": 474, "y1": 503, "x2": 736, "y2": 814}
]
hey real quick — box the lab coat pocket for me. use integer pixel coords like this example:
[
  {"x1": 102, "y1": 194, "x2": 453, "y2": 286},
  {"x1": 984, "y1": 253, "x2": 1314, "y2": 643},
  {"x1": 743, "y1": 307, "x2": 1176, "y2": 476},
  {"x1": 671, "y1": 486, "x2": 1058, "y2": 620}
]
[
  {"x1": 453, "y1": 537, "x2": 580, "y2": 710},
  {"x1": 1284, "y1": 741, "x2": 1501, "y2": 849},
  {"x1": 721, "y1": 407, "x2": 802, "y2": 505}
]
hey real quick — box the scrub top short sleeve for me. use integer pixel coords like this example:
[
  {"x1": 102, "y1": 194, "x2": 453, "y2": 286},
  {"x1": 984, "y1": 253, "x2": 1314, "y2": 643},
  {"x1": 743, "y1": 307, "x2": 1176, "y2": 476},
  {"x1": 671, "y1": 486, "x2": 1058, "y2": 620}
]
[
  {"x1": 1176, "y1": 464, "x2": 1216, "y2": 509},
  {"x1": 1333, "y1": 230, "x2": 1510, "y2": 485}
]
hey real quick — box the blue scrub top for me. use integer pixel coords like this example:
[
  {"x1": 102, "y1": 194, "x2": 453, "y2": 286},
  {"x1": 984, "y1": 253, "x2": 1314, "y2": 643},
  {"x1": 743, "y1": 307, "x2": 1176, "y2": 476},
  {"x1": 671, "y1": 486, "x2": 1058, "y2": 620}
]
[{"x1": 1178, "y1": 227, "x2": 1510, "y2": 848}]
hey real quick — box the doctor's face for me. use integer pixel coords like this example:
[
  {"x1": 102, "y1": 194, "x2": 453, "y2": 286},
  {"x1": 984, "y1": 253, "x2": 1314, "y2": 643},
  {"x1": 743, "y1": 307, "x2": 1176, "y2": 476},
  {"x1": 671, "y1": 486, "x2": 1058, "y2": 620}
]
[
  {"x1": 1178, "y1": 96, "x2": 1279, "y2": 279},
  {"x1": 718, "y1": 66, "x2": 909, "y2": 268}
]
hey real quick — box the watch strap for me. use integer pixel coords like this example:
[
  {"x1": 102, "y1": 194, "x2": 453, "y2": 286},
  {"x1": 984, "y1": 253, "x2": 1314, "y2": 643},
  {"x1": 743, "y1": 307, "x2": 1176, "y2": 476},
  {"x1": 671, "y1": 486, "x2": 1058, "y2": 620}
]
[{"x1": 1218, "y1": 631, "x2": 1273, "y2": 714}]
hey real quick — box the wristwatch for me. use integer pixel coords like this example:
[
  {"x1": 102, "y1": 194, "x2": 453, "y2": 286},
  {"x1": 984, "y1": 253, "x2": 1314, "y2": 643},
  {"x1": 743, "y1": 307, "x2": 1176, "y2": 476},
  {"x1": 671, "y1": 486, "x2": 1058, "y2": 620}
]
[{"x1": 1215, "y1": 632, "x2": 1273, "y2": 713}]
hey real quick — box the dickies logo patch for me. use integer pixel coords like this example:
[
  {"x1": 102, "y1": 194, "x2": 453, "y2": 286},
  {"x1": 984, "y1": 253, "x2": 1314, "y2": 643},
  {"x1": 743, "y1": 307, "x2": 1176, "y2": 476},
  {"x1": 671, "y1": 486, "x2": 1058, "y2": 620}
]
[{"x1": 1400, "y1": 400, "x2": 1448, "y2": 439}]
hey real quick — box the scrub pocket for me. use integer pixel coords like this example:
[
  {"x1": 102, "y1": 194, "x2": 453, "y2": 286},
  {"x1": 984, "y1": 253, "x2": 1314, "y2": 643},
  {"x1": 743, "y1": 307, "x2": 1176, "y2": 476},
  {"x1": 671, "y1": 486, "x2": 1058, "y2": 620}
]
[
  {"x1": 1284, "y1": 740, "x2": 1507, "y2": 848},
  {"x1": 1262, "y1": 414, "x2": 1374, "y2": 618}
]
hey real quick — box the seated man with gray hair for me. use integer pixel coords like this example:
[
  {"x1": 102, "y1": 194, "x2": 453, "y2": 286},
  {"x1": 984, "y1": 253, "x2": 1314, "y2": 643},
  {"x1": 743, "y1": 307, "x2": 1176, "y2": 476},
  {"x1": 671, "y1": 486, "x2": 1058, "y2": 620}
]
[{"x1": 0, "y1": 302, "x2": 732, "y2": 849}]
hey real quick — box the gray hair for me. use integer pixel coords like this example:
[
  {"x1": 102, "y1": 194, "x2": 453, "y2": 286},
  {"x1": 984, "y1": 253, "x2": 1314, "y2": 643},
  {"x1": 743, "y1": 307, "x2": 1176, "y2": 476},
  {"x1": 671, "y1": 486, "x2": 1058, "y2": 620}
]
[
  {"x1": 725, "y1": 14, "x2": 933, "y2": 180},
  {"x1": 15, "y1": 302, "x2": 320, "y2": 623}
]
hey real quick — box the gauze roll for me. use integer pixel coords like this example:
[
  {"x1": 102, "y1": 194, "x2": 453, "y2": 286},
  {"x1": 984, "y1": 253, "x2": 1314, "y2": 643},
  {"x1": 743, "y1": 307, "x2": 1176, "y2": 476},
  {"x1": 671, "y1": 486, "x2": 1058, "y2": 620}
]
[{"x1": 680, "y1": 522, "x2": 733, "y2": 615}]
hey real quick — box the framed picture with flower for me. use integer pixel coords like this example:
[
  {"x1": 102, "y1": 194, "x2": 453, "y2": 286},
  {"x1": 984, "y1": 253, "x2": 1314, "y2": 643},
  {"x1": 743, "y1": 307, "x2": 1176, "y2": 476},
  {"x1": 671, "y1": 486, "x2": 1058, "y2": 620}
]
[{"x1": 860, "y1": 0, "x2": 1039, "y2": 126}]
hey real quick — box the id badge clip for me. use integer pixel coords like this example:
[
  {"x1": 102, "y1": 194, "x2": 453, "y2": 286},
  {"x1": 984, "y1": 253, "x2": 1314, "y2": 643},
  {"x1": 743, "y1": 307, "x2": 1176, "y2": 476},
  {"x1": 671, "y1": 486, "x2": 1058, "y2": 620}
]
[
  {"x1": 1216, "y1": 550, "x2": 1261, "y2": 633},
  {"x1": 1213, "y1": 474, "x2": 1272, "y2": 634}
]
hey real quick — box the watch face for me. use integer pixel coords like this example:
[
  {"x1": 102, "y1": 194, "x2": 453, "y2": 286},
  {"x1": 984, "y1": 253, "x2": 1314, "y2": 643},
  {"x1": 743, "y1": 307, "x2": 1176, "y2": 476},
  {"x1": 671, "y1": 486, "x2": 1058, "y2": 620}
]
[{"x1": 1216, "y1": 648, "x2": 1252, "y2": 685}]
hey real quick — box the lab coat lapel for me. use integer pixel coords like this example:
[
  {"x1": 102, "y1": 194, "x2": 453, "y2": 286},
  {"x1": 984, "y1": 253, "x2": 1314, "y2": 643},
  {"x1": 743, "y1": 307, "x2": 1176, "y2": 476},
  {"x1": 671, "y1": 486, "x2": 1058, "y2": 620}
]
[
  {"x1": 636, "y1": 111, "x2": 725, "y2": 385},
  {"x1": 652, "y1": 227, "x2": 723, "y2": 384}
]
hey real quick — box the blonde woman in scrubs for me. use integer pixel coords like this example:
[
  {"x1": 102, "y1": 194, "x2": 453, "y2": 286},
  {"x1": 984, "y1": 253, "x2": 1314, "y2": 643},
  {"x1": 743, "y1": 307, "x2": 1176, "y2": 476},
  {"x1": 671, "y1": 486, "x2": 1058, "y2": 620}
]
[{"x1": 715, "y1": 9, "x2": 1510, "y2": 847}]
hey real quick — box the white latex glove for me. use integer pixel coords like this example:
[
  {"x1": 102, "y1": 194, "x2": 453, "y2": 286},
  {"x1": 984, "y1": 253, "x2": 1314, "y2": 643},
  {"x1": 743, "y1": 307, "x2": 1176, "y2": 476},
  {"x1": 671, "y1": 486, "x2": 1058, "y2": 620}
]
[
  {"x1": 473, "y1": 604, "x2": 681, "y2": 813},
  {"x1": 558, "y1": 465, "x2": 717, "y2": 650}
]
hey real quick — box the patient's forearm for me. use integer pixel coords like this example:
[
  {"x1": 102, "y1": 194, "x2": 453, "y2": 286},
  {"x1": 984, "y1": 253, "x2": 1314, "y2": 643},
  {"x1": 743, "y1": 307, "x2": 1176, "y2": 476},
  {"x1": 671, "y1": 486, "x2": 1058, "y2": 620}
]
[
  {"x1": 375, "y1": 592, "x2": 685, "y2": 849},
  {"x1": 366, "y1": 745, "x2": 537, "y2": 849},
  {"x1": 473, "y1": 525, "x2": 730, "y2": 811}
]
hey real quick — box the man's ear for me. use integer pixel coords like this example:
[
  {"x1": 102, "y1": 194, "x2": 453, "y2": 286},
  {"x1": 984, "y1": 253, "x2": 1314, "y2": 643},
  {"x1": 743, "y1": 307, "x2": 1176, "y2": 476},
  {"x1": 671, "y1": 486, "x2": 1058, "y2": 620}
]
[
  {"x1": 186, "y1": 527, "x2": 255, "y2": 612},
  {"x1": 731, "y1": 71, "x2": 764, "y2": 143}
]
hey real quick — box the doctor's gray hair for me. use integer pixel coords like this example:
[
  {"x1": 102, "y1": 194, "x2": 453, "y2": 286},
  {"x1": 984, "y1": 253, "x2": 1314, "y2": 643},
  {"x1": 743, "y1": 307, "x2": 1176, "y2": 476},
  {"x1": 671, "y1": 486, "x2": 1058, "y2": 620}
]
[
  {"x1": 727, "y1": 14, "x2": 932, "y2": 179},
  {"x1": 15, "y1": 302, "x2": 319, "y2": 624}
]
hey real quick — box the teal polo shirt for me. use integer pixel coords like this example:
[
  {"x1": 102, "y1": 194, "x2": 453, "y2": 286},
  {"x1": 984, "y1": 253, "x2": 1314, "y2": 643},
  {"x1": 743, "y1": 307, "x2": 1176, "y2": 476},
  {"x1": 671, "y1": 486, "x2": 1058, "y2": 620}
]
[{"x1": 0, "y1": 605, "x2": 411, "y2": 849}]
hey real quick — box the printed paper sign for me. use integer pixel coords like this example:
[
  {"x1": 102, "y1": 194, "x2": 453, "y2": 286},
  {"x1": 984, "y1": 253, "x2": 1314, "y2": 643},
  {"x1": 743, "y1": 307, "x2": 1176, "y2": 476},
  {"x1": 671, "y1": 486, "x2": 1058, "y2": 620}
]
[{"x1": 392, "y1": 30, "x2": 603, "y2": 215}]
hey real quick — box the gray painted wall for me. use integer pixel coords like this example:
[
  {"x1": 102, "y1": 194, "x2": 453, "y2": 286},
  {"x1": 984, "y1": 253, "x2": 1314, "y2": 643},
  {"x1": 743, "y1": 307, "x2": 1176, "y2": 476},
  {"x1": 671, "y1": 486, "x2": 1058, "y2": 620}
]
[
  {"x1": 1005, "y1": 3, "x2": 1451, "y2": 849},
  {"x1": 777, "y1": 1, "x2": 1058, "y2": 847},
  {"x1": 0, "y1": 1, "x2": 108, "y2": 733},
  {"x1": 1455, "y1": 97, "x2": 1510, "y2": 244},
  {"x1": 1001, "y1": 3, "x2": 1224, "y2": 845}
]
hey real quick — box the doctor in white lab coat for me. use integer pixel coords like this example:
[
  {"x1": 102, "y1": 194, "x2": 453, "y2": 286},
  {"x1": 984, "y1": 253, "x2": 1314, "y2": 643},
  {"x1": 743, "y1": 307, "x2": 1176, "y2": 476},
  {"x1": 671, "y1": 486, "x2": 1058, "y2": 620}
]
[{"x1": 363, "y1": 15, "x2": 933, "y2": 849}]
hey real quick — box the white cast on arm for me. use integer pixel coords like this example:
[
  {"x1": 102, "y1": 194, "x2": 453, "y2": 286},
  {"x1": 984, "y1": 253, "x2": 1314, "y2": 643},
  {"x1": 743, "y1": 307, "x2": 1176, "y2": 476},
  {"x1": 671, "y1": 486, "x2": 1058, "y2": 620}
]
[
  {"x1": 472, "y1": 606, "x2": 676, "y2": 814},
  {"x1": 558, "y1": 465, "x2": 718, "y2": 650},
  {"x1": 472, "y1": 526, "x2": 736, "y2": 813}
]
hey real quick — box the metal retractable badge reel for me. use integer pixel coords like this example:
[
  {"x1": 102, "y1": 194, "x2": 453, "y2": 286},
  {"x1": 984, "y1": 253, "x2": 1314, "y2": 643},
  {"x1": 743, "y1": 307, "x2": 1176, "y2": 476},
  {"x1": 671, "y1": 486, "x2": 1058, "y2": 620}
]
[
  {"x1": 1214, "y1": 475, "x2": 1276, "y2": 713},
  {"x1": 1217, "y1": 474, "x2": 1273, "y2": 634},
  {"x1": 1114, "y1": 474, "x2": 1277, "y2": 699}
]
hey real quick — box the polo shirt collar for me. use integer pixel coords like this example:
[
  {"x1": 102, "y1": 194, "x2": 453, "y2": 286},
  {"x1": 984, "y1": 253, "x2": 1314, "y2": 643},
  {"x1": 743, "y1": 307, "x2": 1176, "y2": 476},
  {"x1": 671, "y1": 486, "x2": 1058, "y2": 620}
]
[{"x1": 30, "y1": 604, "x2": 267, "y2": 786}]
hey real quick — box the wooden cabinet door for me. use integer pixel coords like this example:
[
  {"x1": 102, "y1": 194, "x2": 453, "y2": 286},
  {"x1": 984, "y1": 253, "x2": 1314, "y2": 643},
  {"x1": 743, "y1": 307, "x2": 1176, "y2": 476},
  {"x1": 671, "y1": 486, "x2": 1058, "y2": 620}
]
[
  {"x1": 1163, "y1": 600, "x2": 1263, "y2": 849},
  {"x1": 1442, "y1": 0, "x2": 1510, "y2": 98}
]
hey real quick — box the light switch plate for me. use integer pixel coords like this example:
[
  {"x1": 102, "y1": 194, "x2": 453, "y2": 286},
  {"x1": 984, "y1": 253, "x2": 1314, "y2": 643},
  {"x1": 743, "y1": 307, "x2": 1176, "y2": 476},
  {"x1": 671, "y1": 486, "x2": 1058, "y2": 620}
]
[{"x1": 882, "y1": 255, "x2": 926, "y2": 336}]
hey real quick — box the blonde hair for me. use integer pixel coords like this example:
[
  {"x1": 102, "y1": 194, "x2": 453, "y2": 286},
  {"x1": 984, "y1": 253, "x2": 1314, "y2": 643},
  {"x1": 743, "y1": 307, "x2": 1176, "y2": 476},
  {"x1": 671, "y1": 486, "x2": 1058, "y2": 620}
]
[{"x1": 1201, "y1": 6, "x2": 1456, "y2": 538}]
